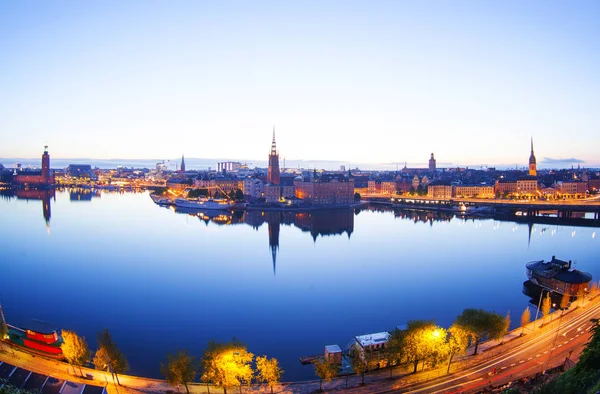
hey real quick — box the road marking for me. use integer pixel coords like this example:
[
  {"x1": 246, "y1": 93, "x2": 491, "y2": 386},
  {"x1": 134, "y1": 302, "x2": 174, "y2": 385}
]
[
  {"x1": 528, "y1": 357, "x2": 532, "y2": 360},
  {"x1": 501, "y1": 366, "x2": 507, "y2": 370},
  {"x1": 519, "y1": 360, "x2": 524, "y2": 364},
  {"x1": 428, "y1": 377, "x2": 483, "y2": 394},
  {"x1": 551, "y1": 348, "x2": 556, "y2": 351},
  {"x1": 570, "y1": 338, "x2": 574, "y2": 341},
  {"x1": 564, "y1": 341, "x2": 569, "y2": 344},
  {"x1": 558, "y1": 345, "x2": 562, "y2": 348},
  {"x1": 576, "y1": 334, "x2": 580, "y2": 338},
  {"x1": 510, "y1": 363, "x2": 516, "y2": 366},
  {"x1": 544, "y1": 351, "x2": 548, "y2": 354}
]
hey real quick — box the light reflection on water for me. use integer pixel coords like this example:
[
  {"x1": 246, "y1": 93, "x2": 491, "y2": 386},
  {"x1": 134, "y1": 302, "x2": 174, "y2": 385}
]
[{"x1": 0, "y1": 190, "x2": 598, "y2": 381}]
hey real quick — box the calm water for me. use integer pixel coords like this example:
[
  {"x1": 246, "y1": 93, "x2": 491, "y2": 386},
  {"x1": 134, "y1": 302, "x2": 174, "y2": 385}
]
[{"x1": 0, "y1": 190, "x2": 598, "y2": 381}]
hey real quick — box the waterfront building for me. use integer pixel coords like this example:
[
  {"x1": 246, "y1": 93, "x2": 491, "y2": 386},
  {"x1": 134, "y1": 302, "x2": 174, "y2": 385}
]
[
  {"x1": 495, "y1": 179, "x2": 517, "y2": 196},
  {"x1": 516, "y1": 176, "x2": 538, "y2": 196},
  {"x1": 555, "y1": 181, "x2": 587, "y2": 198},
  {"x1": 453, "y1": 185, "x2": 495, "y2": 199},
  {"x1": 589, "y1": 178, "x2": 600, "y2": 192},
  {"x1": 14, "y1": 145, "x2": 55, "y2": 187},
  {"x1": 429, "y1": 153, "x2": 436, "y2": 171},
  {"x1": 194, "y1": 177, "x2": 243, "y2": 194},
  {"x1": 242, "y1": 178, "x2": 264, "y2": 198},
  {"x1": 427, "y1": 184, "x2": 453, "y2": 199},
  {"x1": 325, "y1": 345, "x2": 342, "y2": 364},
  {"x1": 264, "y1": 184, "x2": 281, "y2": 203},
  {"x1": 294, "y1": 172, "x2": 354, "y2": 205},
  {"x1": 529, "y1": 138, "x2": 537, "y2": 177}
]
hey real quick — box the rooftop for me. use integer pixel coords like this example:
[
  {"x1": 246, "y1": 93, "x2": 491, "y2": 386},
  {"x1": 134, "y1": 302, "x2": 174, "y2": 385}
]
[{"x1": 356, "y1": 331, "x2": 390, "y2": 347}]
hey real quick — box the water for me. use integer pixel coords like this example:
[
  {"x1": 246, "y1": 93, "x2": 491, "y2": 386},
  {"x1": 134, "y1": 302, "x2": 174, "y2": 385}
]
[{"x1": 0, "y1": 190, "x2": 598, "y2": 381}]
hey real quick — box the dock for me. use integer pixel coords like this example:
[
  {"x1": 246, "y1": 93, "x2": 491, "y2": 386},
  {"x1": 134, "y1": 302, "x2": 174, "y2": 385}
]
[{"x1": 299, "y1": 355, "x2": 320, "y2": 365}]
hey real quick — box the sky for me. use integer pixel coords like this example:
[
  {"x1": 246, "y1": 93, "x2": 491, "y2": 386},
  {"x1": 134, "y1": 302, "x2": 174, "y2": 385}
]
[{"x1": 1, "y1": 1, "x2": 599, "y2": 169}]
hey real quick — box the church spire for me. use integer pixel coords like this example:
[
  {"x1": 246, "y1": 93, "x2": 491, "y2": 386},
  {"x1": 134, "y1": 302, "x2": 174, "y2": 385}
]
[
  {"x1": 181, "y1": 154, "x2": 186, "y2": 172},
  {"x1": 271, "y1": 126, "x2": 277, "y2": 155},
  {"x1": 530, "y1": 137, "x2": 534, "y2": 155}
]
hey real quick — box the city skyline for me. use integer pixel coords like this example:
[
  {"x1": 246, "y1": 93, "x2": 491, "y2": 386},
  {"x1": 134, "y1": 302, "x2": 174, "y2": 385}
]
[{"x1": 1, "y1": 1, "x2": 599, "y2": 166}]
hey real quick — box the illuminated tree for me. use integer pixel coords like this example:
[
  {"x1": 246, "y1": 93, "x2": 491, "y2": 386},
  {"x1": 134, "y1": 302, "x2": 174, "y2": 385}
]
[
  {"x1": 590, "y1": 282, "x2": 599, "y2": 298},
  {"x1": 93, "y1": 329, "x2": 128, "y2": 385},
  {"x1": 255, "y1": 356, "x2": 283, "y2": 394},
  {"x1": 500, "y1": 311, "x2": 511, "y2": 344},
  {"x1": 577, "y1": 286, "x2": 587, "y2": 307},
  {"x1": 313, "y1": 358, "x2": 337, "y2": 392},
  {"x1": 0, "y1": 318, "x2": 7, "y2": 352},
  {"x1": 403, "y1": 321, "x2": 447, "y2": 373},
  {"x1": 560, "y1": 293, "x2": 570, "y2": 311},
  {"x1": 61, "y1": 330, "x2": 91, "y2": 375},
  {"x1": 541, "y1": 293, "x2": 552, "y2": 324},
  {"x1": 454, "y1": 309, "x2": 507, "y2": 355},
  {"x1": 446, "y1": 325, "x2": 470, "y2": 374},
  {"x1": 161, "y1": 350, "x2": 197, "y2": 394},
  {"x1": 200, "y1": 340, "x2": 254, "y2": 394},
  {"x1": 520, "y1": 307, "x2": 531, "y2": 336}
]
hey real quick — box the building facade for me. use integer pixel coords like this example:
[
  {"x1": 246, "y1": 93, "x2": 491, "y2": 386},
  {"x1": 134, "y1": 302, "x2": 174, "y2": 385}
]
[
  {"x1": 454, "y1": 185, "x2": 495, "y2": 198},
  {"x1": 295, "y1": 173, "x2": 354, "y2": 205},
  {"x1": 14, "y1": 145, "x2": 55, "y2": 186},
  {"x1": 427, "y1": 185, "x2": 453, "y2": 199}
]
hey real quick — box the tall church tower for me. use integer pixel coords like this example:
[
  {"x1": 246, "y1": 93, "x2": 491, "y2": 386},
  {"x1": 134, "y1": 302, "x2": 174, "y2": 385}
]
[
  {"x1": 429, "y1": 153, "x2": 436, "y2": 171},
  {"x1": 529, "y1": 138, "x2": 537, "y2": 177},
  {"x1": 180, "y1": 154, "x2": 186, "y2": 172},
  {"x1": 41, "y1": 145, "x2": 51, "y2": 183},
  {"x1": 267, "y1": 128, "x2": 280, "y2": 184}
]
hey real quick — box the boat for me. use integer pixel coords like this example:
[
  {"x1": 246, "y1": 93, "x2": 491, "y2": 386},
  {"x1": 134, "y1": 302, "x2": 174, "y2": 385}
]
[
  {"x1": 526, "y1": 256, "x2": 592, "y2": 297},
  {"x1": 5, "y1": 319, "x2": 64, "y2": 359},
  {"x1": 174, "y1": 198, "x2": 232, "y2": 210}
]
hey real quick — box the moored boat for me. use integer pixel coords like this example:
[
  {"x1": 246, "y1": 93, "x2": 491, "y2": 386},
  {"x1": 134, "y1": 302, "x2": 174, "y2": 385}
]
[
  {"x1": 526, "y1": 256, "x2": 592, "y2": 297},
  {"x1": 174, "y1": 198, "x2": 232, "y2": 210}
]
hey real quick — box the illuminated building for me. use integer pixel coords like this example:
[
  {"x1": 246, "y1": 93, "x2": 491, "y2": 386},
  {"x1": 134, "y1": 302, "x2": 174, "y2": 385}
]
[
  {"x1": 454, "y1": 185, "x2": 495, "y2": 198},
  {"x1": 294, "y1": 172, "x2": 354, "y2": 205},
  {"x1": 529, "y1": 138, "x2": 537, "y2": 177},
  {"x1": 14, "y1": 145, "x2": 55, "y2": 187},
  {"x1": 427, "y1": 184, "x2": 452, "y2": 199},
  {"x1": 556, "y1": 181, "x2": 587, "y2": 197}
]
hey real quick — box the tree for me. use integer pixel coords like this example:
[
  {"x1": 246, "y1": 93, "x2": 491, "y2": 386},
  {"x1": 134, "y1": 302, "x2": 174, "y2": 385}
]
[
  {"x1": 520, "y1": 307, "x2": 531, "y2": 336},
  {"x1": 313, "y1": 358, "x2": 337, "y2": 392},
  {"x1": 384, "y1": 328, "x2": 405, "y2": 378},
  {"x1": 0, "y1": 315, "x2": 8, "y2": 352},
  {"x1": 560, "y1": 293, "x2": 570, "y2": 311},
  {"x1": 501, "y1": 311, "x2": 511, "y2": 344},
  {"x1": 446, "y1": 325, "x2": 470, "y2": 374},
  {"x1": 255, "y1": 356, "x2": 283, "y2": 394},
  {"x1": 354, "y1": 192, "x2": 361, "y2": 202},
  {"x1": 541, "y1": 293, "x2": 552, "y2": 324},
  {"x1": 161, "y1": 350, "x2": 197, "y2": 394},
  {"x1": 234, "y1": 189, "x2": 244, "y2": 201},
  {"x1": 350, "y1": 346, "x2": 368, "y2": 385},
  {"x1": 403, "y1": 321, "x2": 447, "y2": 373},
  {"x1": 577, "y1": 286, "x2": 587, "y2": 307},
  {"x1": 61, "y1": 330, "x2": 91, "y2": 376},
  {"x1": 200, "y1": 340, "x2": 254, "y2": 394},
  {"x1": 93, "y1": 329, "x2": 128, "y2": 385},
  {"x1": 409, "y1": 186, "x2": 416, "y2": 196},
  {"x1": 454, "y1": 309, "x2": 507, "y2": 355}
]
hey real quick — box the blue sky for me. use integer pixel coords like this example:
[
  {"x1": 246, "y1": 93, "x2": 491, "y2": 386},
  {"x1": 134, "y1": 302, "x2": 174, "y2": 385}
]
[{"x1": 1, "y1": 1, "x2": 599, "y2": 168}]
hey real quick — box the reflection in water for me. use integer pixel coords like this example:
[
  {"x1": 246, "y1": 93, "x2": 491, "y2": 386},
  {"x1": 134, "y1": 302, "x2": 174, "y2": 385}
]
[
  {"x1": 173, "y1": 208, "x2": 356, "y2": 275},
  {"x1": 14, "y1": 189, "x2": 55, "y2": 231},
  {"x1": 68, "y1": 188, "x2": 101, "y2": 202}
]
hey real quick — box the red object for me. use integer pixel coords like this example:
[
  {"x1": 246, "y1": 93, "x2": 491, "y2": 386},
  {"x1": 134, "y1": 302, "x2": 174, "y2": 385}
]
[
  {"x1": 26, "y1": 330, "x2": 58, "y2": 344},
  {"x1": 23, "y1": 339, "x2": 63, "y2": 355}
]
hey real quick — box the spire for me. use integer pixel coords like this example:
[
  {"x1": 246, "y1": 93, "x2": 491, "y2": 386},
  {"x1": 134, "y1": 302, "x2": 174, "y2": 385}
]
[
  {"x1": 530, "y1": 137, "x2": 534, "y2": 155},
  {"x1": 181, "y1": 154, "x2": 186, "y2": 172},
  {"x1": 271, "y1": 126, "x2": 277, "y2": 155}
]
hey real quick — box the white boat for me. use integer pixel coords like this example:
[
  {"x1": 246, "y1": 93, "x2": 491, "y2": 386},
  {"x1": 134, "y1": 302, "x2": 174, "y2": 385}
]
[{"x1": 174, "y1": 198, "x2": 232, "y2": 210}]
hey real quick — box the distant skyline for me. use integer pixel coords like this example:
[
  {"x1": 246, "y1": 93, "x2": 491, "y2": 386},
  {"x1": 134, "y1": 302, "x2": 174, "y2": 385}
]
[{"x1": 1, "y1": 1, "x2": 599, "y2": 166}]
